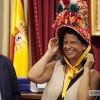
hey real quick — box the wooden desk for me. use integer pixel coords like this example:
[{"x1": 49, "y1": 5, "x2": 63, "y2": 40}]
[{"x1": 21, "y1": 92, "x2": 42, "y2": 100}]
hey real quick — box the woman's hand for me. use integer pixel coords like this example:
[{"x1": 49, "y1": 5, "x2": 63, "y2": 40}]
[
  {"x1": 48, "y1": 38, "x2": 59, "y2": 55},
  {"x1": 84, "y1": 53, "x2": 95, "y2": 70}
]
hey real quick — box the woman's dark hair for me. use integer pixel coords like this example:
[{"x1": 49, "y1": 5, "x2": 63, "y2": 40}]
[{"x1": 58, "y1": 27, "x2": 94, "y2": 66}]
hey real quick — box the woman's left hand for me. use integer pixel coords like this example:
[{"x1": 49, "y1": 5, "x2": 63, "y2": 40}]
[{"x1": 83, "y1": 53, "x2": 95, "y2": 70}]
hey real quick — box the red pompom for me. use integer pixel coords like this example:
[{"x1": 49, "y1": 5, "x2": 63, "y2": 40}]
[{"x1": 62, "y1": 0, "x2": 70, "y2": 5}]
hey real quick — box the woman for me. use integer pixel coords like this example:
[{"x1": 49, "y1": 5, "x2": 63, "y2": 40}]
[
  {"x1": 28, "y1": 28, "x2": 100, "y2": 100},
  {"x1": 28, "y1": 0, "x2": 100, "y2": 100}
]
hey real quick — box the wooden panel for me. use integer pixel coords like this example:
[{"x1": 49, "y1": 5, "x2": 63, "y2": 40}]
[
  {"x1": 91, "y1": 0, "x2": 100, "y2": 36},
  {"x1": 21, "y1": 93, "x2": 42, "y2": 100}
]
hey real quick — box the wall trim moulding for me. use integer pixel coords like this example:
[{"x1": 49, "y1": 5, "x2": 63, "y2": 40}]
[{"x1": 91, "y1": 0, "x2": 100, "y2": 36}]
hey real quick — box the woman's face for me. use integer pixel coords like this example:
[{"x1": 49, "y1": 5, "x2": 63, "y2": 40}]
[{"x1": 63, "y1": 33, "x2": 86, "y2": 62}]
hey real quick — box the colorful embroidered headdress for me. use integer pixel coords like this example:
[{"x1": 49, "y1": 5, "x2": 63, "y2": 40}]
[
  {"x1": 52, "y1": 0, "x2": 90, "y2": 42},
  {"x1": 52, "y1": 0, "x2": 91, "y2": 98}
]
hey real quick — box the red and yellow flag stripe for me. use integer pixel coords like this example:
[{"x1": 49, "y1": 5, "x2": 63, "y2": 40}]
[{"x1": 10, "y1": 0, "x2": 28, "y2": 77}]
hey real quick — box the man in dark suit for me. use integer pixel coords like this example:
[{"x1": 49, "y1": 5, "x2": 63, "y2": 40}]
[{"x1": 0, "y1": 54, "x2": 21, "y2": 100}]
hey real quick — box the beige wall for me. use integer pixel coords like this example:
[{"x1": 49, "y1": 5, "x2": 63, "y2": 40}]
[
  {"x1": 0, "y1": 0, "x2": 11, "y2": 57},
  {"x1": 0, "y1": 0, "x2": 4, "y2": 54}
]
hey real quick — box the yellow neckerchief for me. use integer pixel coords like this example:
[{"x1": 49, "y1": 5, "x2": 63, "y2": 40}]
[{"x1": 61, "y1": 42, "x2": 91, "y2": 98}]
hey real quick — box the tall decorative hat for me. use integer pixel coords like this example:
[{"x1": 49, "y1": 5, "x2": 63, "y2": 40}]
[
  {"x1": 52, "y1": 0, "x2": 90, "y2": 42},
  {"x1": 52, "y1": 0, "x2": 91, "y2": 98}
]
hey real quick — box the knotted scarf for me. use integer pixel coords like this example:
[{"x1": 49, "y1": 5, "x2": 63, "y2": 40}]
[{"x1": 61, "y1": 42, "x2": 91, "y2": 98}]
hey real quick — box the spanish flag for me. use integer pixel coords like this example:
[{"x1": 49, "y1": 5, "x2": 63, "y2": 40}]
[{"x1": 10, "y1": 0, "x2": 28, "y2": 77}]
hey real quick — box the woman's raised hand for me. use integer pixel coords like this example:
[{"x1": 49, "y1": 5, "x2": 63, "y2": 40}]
[
  {"x1": 48, "y1": 38, "x2": 59, "y2": 55},
  {"x1": 84, "y1": 53, "x2": 95, "y2": 70}
]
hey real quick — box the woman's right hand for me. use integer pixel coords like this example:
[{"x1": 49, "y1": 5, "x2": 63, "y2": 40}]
[{"x1": 48, "y1": 38, "x2": 59, "y2": 55}]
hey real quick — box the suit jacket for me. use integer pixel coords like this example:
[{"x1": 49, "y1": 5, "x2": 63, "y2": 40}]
[{"x1": 0, "y1": 54, "x2": 21, "y2": 100}]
